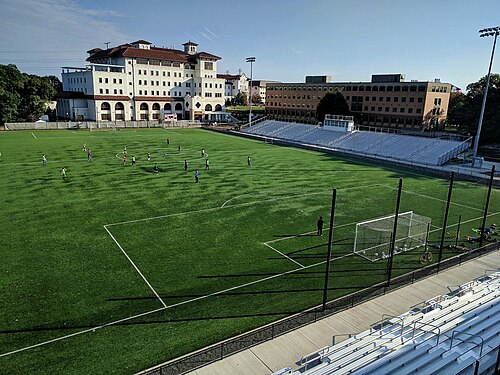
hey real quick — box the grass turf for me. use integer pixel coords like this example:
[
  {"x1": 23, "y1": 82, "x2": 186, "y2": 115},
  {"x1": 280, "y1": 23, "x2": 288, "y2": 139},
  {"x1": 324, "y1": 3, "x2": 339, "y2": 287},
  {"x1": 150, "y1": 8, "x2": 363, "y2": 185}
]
[{"x1": 0, "y1": 128, "x2": 497, "y2": 374}]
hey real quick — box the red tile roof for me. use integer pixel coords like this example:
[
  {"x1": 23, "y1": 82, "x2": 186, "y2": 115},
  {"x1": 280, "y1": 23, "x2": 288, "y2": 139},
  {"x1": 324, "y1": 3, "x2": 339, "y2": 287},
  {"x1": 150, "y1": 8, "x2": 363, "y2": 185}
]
[
  {"x1": 217, "y1": 74, "x2": 242, "y2": 80},
  {"x1": 86, "y1": 42, "x2": 221, "y2": 63},
  {"x1": 183, "y1": 40, "x2": 198, "y2": 46},
  {"x1": 131, "y1": 40, "x2": 151, "y2": 45}
]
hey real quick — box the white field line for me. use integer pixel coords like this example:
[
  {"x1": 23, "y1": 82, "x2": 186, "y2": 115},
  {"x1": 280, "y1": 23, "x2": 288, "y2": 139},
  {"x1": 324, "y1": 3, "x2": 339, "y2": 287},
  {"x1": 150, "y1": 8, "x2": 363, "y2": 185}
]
[
  {"x1": 106, "y1": 183, "x2": 386, "y2": 227},
  {"x1": 103, "y1": 225, "x2": 167, "y2": 308},
  {"x1": 264, "y1": 243, "x2": 305, "y2": 268},
  {"x1": 1, "y1": 251, "x2": 352, "y2": 358},
  {"x1": 379, "y1": 184, "x2": 485, "y2": 213},
  {"x1": 31, "y1": 132, "x2": 37, "y2": 139},
  {"x1": 0, "y1": 306, "x2": 167, "y2": 358},
  {"x1": 221, "y1": 194, "x2": 249, "y2": 208}
]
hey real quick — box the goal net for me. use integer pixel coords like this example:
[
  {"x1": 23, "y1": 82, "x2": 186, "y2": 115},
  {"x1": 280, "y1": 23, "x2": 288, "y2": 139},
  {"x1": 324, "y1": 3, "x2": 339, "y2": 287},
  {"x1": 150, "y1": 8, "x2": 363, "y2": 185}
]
[
  {"x1": 264, "y1": 137, "x2": 274, "y2": 144},
  {"x1": 353, "y1": 211, "x2": 431, "y2": 262}
]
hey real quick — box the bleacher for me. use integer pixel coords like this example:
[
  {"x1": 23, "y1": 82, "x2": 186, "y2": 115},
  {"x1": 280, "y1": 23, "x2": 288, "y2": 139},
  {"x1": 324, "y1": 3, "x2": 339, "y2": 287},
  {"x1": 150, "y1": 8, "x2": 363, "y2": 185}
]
[
  {"x1": 280, "y1": 271, "x2": 500, "y2": 375},
  {"x1": 242, "y1": 120, "x2": 471, "y2": 166}
]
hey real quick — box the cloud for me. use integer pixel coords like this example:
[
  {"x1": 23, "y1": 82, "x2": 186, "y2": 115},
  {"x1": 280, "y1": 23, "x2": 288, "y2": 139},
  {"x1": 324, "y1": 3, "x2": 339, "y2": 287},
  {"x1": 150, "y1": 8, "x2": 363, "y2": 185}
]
[{"x1": 0, "y1": 0, "x2": 131, "y2": 76}]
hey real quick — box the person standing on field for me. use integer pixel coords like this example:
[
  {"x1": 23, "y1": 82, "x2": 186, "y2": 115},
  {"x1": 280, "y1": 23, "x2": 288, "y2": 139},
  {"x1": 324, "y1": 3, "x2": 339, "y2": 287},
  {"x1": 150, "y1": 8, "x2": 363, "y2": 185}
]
[
  {"x1": 195, "y1": 170, "x2": 199, "y2": 183},
  {"x1": 147, "y1": 153, "x2": 151, "y2": 161},
  {"x1": 247, "y1": 156, "x2": 251, "y2": 166},
  {"x1": 317, "y1": 216, "x2": 324, "y2": 236},
  {"x1": 61, "y1": 167, "x2": 67, "y2": 180},
  {"x1": 42, "y1": 154, "x2": 47, "y2": 167},
  {"x1": 184, "y1": 159, "x2": 188, "y2": 171},
  {"x1": 123, "y1": 155, "x2": 127, "y2": 165},
  {"x1": 132, "y1": 156, "x2": 136, "y2": 166},
  {"x1": 205, "y1": 159, "x2": 209, "y2": 170}
]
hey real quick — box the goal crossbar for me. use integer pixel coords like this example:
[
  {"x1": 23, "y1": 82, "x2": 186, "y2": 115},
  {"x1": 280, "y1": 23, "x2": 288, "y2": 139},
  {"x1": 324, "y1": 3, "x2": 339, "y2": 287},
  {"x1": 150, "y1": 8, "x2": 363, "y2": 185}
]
[{"x1": 353, "y1": 211, "x2": 431, "y2": 262}]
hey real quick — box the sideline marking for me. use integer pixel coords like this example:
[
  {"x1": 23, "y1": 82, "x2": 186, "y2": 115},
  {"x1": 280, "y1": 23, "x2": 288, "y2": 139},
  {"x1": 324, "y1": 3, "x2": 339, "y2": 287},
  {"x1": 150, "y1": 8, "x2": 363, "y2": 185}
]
[
  {"x1": 0, "y1": 252, "x2": 352, "y2": 358},
  {"x1": 264, "y1": 243, "x2": 305, "y2": 268},
  {"x1": 104, "y1": 225, "x2": 167, "y2": 308},
  {"x1": 31, "y1": 132, "x2": 37, "y2": 139}
]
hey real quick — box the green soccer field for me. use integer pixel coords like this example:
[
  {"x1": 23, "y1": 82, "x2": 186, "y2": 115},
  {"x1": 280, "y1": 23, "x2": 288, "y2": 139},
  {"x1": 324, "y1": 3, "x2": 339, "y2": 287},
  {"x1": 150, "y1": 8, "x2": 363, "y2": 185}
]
[{"x1": 0, "y1": 128, "x2": 497, "y2": 374}]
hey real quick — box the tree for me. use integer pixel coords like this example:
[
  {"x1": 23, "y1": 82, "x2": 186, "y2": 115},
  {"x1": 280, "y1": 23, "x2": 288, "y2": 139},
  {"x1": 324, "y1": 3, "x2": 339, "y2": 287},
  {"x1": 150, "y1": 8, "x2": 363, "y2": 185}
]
[
  {"x1": 447, "y1": 74, "x2": 500, "y2": 144},
  {"x1": 251, "y1": 93, "x2": 262, "y2": 105},
  {"x1": 316, "y1": 92, "x2": 350, "y2": 122},
  {"x1": 465, "y1": 73, "x2": 500, "y2": 96},
  {"x1": 0, "y1": 64, "x2": 25, "y2": 123},
  {"x1": 0, "y1": 64, "x2": 56, "y2": 123},
  {"x1": 232, "y1": 92, "x2": 248, "y2": 106}
]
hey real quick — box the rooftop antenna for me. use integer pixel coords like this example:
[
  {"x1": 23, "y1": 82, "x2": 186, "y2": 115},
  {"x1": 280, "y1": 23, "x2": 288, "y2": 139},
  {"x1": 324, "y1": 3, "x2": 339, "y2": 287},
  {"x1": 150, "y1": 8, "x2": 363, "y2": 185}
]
[{"x1": 105, "y1": 42, "x2": 111, "y2": 49}]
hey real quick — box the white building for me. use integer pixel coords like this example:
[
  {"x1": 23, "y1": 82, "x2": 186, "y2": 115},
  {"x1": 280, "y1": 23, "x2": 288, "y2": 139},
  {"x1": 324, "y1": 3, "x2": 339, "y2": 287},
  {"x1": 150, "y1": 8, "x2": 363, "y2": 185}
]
[
  {"x1": 217, "y1": 73, "x2": 249, "y2": 103},
  {"x1": 249, "y1": 80, "x2": 278, "y2": 105},
  {"x1": 56, "y1": 40, "x2": 226, "y2": 121}
]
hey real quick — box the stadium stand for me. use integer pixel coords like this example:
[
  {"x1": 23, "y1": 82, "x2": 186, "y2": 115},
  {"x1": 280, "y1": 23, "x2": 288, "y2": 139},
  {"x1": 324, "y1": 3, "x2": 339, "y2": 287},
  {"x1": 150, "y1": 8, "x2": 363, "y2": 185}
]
[
  {"x1": 286, "y1": 271, "x2": 500, "y2": 375},
  {"x1": 242, "y1": 120, "x2": 471, "y2": 166}
]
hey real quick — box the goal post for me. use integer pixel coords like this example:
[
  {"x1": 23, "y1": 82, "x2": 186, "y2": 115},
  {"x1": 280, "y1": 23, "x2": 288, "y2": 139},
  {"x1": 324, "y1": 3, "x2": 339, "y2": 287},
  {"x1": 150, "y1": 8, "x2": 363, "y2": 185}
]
[{"x1": 353, "y1": 211, "x2": 431, "y2": 262}]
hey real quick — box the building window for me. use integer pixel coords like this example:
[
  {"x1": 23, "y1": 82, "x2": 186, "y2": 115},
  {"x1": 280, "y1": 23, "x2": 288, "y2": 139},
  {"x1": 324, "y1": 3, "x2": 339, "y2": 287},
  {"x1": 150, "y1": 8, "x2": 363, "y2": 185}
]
[
  {"x1": 402, "y1": 97, "x2": 407, "y2": 102},
  {"x1": 378, "y1": 107, "x2": 382, "y2": 111},
  {"x1": 113, "y1": 78, "x2": 116, "y2": 84},
  {"x1": 105, "y1": 78, "x2": 108, "y2": 83},
  {"x1": 417, "y1": 98, "x2": 423, "y2": 103},
  {"x1": 371, "y1": 106, "x2": 375, "y2": 111},
  {"x1": 385, "y1": 107, "x2": 389, "y2": 112},
  {"x1": 114, "y1": 89, "x2": 117, "y2": 94},
  {"x1": 105, "y1": 89, "x2": 109, "y2": 94},
  {"x1": 99, "y1": 89, "x2": 103, "y2": 94},
  {"x1": 386, "y1": 97, "x2": 391, "y2": 102},
  {"x1": 416, "y1": 108, "x2": 421, "y2": 113},
  {"x1": 400, "y1": 108, "x2": 405, "y2": 113},
  {"x1": 408, "y1": 108, "x2": 413, "y2": 113},
  {"x1": 139, "y1": 90, "x2": 142, "y2": 95},
  {"x1": 392, "y1": 108, "x2": 397, "y2": 112},
  {"x1": 99, "y1": 78, "x2": 102, "y2": 83},
  {"x1": 204, "y1": 62, "x2": 213, "y2": 70}
]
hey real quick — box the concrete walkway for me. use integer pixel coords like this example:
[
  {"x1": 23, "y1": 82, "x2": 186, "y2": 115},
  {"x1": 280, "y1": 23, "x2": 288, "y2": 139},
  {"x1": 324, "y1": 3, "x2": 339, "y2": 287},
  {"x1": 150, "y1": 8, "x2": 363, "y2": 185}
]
[{"x1": 188, "y1": 251, "x2": 500, "y2": 375}]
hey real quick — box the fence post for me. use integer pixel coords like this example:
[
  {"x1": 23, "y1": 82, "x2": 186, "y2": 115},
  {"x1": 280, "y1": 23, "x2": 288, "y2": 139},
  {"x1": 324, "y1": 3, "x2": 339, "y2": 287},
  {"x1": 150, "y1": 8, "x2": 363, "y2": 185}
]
[
  {"x1": 438, "y1": 171, "x2": 455, "y2": 271},
  {"x1": 479, "y1": 165, "x2": 495, "y2": 247}
]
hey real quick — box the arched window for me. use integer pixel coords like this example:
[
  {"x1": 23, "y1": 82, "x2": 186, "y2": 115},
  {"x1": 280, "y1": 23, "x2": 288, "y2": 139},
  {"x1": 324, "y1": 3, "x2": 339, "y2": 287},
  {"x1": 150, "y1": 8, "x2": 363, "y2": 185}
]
[
  {"x1": 215, "y1": 104, "x2": 222, "y2": 112},
  {"x1": 140, "y1": 103, "x2": 148, "y2": 111},
  {"x1": 205, "y1": 104, "x2": 213, "y2": 112},
  {"x1": 175, "y1": 103, "x2": 182, "y2": 111},
  {"x1": 164, "y1": 103, "x2": 172, "y2": 111},
  {"x1": 101, "y1": 102, "x2": 111, "y2": 110},
  {"x1": 115, "y1": 102, "x2": 124, "y2": 110},
  {"x1": 152, "y1": 103, "x2": 160, "y2": 110}
]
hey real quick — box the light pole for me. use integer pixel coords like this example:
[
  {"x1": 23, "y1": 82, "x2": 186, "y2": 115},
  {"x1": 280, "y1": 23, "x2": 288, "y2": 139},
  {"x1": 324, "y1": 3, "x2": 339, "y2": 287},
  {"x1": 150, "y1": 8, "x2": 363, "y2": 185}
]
[
  {"x1": 472, "y1": 26, "x2": 500, "y2": 167},
  {"x1": 246, "y1": 57, "x2": 256, "y2": 124}
]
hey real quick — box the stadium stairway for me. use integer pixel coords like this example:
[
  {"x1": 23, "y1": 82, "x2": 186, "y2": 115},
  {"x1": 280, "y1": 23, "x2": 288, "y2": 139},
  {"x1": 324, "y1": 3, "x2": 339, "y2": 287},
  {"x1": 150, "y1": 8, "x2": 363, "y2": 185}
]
[{"x1": 186, "y1": 251, "x2": 499, "y2": 375}]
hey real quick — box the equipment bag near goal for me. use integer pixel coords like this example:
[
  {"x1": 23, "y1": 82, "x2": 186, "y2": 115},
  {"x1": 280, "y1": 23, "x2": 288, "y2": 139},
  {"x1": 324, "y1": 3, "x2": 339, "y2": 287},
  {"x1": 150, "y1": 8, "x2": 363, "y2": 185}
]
[{"x1": 353, "y1": 211, "x2": 431, "y2": 262}]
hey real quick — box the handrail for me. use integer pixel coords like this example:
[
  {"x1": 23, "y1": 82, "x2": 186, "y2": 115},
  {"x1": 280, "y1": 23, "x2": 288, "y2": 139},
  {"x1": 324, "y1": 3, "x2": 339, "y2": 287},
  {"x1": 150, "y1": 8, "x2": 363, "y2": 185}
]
[
  {"x1": 411, "y1": 321, "x2": 441, "y2": 347},
  {"x1": 449, "y1": 330, "x2": 485, "y2": 358}
]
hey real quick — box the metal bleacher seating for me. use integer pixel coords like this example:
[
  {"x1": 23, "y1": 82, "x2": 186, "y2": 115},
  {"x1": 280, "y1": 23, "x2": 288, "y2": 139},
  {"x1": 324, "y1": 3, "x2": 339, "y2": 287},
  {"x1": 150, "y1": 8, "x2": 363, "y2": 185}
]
[
  {"x1": 283, "y1": 271, "x2": 500, "y2": 375},
  {"x1": 242, "y1": 120, "x2": 471, "y2": 166}
]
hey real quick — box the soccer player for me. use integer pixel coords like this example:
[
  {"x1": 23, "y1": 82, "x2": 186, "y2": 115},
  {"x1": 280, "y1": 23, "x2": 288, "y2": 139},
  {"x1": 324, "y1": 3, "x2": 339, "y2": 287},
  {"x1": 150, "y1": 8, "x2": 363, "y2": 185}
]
[
  {"x1": 61, "y1": 167, "x2": 67, "y2": 180},
  {"x1": 132, "y1": 156, "x2": 136, "y2": 166},
  {"x1": 167, "y1": 138, "x2": 170, "y2": 146},
  {"x1": 82, "y1": 143, "x2": 87, "y2": 152},
  {"x1": 178, "y1": 145, "x2": 181, "y2": 154},
  {"x1": 123, "y1": 146, "x2": 127, "y2": 154},
  {"x1": 317, "y1": 216, "x2": 324, "y2": 236},
  {"x1": 87, "y1": 148, "x2": 92, "y2": 162},
  {"x1": 153, "y1": 164, "x2": 159, "y2": 174},
  {"x1": 201, "y1": 149, "x2": 205, "y2": 157},
  {"x1": 123, "y1": 155, "x2": 127, "y2": 165},
  {"x1": 195, "y1": 170, "x2": 199, "y2": 183},
  {"x1": 42, "y1": 154, "x2": 47, "y2": 167},
  {"x1": 147, "y1": 153, "x2": 151, "y2": 161},
  {"x1": 205, "y1": 159, "x2": 209, "y2": 170},
  {"x1": 184, "y1": 159, "x2": 188, "y2": 171},
  {"x1": 247, "y1": 156, "x2": 251, "y2": 166}
]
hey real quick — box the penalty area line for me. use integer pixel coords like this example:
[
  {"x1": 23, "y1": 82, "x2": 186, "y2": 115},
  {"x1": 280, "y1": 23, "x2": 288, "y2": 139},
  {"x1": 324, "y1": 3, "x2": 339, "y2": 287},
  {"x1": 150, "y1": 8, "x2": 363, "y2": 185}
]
[
  {"x1": 264, "y1": 243, "x2": 305, "y2": 268},
  {"x1": 103, "y1": 225, "x2": 167, "y2": 308},
  {"x1": 0, "y1": 251, "x2": 353, "y2": 358},
  {"x1": 31, "y1": 132, "x2": 37, "y2": 139}
]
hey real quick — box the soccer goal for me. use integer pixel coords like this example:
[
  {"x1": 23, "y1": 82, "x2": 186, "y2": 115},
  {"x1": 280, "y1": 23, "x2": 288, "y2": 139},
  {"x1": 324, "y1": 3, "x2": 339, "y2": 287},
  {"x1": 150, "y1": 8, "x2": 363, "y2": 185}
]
[
  {"x1": 264, "y1": 137, "x2": 274, "y2": 144},
  {"x1": 353, "y1": 211, "x2": 431, "y2": 262}
]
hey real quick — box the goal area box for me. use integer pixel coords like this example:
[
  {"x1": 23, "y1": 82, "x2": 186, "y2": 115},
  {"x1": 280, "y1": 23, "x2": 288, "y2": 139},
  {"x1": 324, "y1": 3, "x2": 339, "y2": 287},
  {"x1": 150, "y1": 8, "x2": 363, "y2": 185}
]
[{"x1": 353, "y1": 211, "x2": 431, "y2": 262}]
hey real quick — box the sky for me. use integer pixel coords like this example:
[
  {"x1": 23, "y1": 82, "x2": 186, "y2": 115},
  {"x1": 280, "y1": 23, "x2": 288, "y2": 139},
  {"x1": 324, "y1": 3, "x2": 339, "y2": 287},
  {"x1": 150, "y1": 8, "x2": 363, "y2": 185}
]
[{"x1": 0, "y1": 0, "x2": 499, "y2": 91}]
